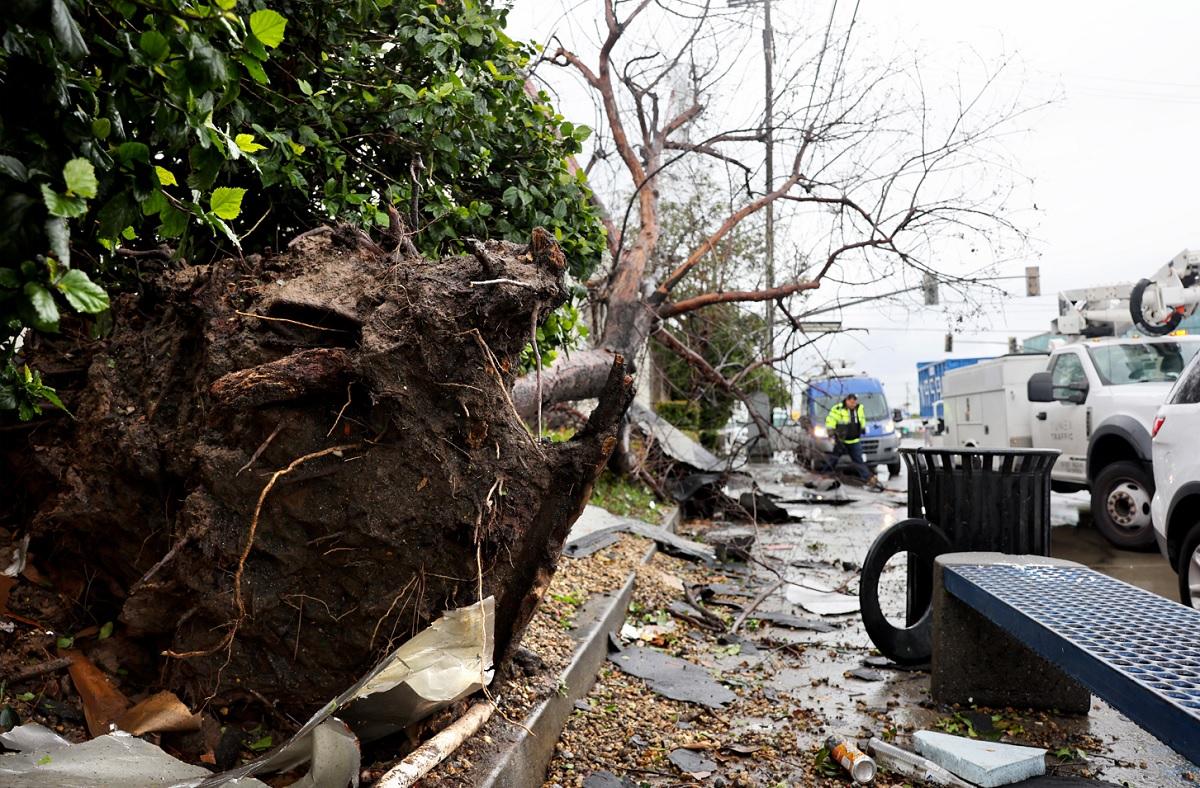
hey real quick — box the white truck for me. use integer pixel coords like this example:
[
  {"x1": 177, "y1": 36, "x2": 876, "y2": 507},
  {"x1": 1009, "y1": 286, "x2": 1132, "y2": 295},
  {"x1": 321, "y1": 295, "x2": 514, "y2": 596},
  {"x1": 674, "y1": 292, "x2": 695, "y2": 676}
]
[{"x1": 942, "y1": 335, "x2": 1200, "y2": 548}]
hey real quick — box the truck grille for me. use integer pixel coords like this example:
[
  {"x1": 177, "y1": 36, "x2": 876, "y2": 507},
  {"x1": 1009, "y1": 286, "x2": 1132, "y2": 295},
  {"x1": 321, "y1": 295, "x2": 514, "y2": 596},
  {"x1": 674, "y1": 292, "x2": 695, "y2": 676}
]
[{"x1": 861, "y1": 440, "x2": 880, "y2": 453}]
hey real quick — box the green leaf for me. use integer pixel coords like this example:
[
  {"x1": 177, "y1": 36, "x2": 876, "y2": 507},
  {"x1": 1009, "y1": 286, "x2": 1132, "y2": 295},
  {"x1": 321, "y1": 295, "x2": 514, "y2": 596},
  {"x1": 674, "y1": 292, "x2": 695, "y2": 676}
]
[
  {"x1": 209, "y1": 187, "x2": 246, "y2": 220},
  {"x1": 287, "y1": 141, "x2": 305, "y2": 156},
  {"x1": 56, "y1": 270, "x2": 110, "y2": 314},
  {"x1": 0, "y1": 269, "x2": 20, "y2": 289},
  {"x1": 56, "y1": 636, "x2": 74, "y2": 650},
  {"x1": 16, "y1": 692, "x2": 35, "y2": 703},
  {"x1": 154, "y1": 165, "x2": 178, "y2": 187},
  {"x1": 24, "y1": 283, "x2": 58, "y2": 330},
  {"x1": 237, "y1": 53, "x2": 269, "y2": 84},
  {"x1": 63, "y1": 158, "x2": 97, "y2": 198},
  {"x1": 235, "y1": 134, "x2": 265, "y2": 154},
  {"x1": 215, "y1": 0, "x2": 236, "y2": 9},
  {"x1": 247, "y1": 735, "x2": 273, "y2": 752},
  {"x1": 462, "y1": 29, "x2": 483, "y2": 47},
  {"x1": 158, "y1": 206, "x2": 189, "y2": 238},
  {"x1": 46, "y1": 218, "x2": 70, "y2": 266},
  {"x1": 297, "y1": 78, "x2": 313, "y2": 96},
  {"x1": 0, "y1": 156, "x2": 28, "y2": 182},
  {"x1": 116, "y1": 141, "x2": 150, "y2": 165},
  {"x1": 36, "y1": 754, "x2": 52, "y2": 766},
  {"x1": 91, "y1": 118, "x2": 112, "y2": 140},
  {"x1": 249, "y1": 10, "x2": 287, "y2": 49},
  {"x1": 138, "y1": 30, "x2": 169, "y2": 62},
  {"x1": 49, "y1": 0, "x2": 88, "y2": 60},
  {"x1": 244, "y1": 33, "x2": 268, "y2": 61},
  {"x1": 40, "y1": 185, "x2": 87, "y2": 219},
  {"x1": 99, "y1": 621, "x2": 114, "y2": 639}
]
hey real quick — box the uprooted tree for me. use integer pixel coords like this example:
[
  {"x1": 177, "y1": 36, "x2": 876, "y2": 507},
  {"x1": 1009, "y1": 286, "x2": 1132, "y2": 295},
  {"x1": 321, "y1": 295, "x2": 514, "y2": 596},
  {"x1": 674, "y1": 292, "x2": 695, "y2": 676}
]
[
  {"x1": 512, "y1": 0, "x2": 1034, "y2": 429},
  {"x1": 0, "y1": 0, "x2": 625, "y2": 716}
]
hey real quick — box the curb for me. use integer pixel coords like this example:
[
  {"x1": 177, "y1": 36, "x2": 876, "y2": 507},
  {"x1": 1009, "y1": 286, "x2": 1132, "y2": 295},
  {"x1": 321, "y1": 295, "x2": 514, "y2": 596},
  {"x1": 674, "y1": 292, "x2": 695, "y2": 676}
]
[{"x1": 478, "y1": 506, "x2": 679, "y2": 788}]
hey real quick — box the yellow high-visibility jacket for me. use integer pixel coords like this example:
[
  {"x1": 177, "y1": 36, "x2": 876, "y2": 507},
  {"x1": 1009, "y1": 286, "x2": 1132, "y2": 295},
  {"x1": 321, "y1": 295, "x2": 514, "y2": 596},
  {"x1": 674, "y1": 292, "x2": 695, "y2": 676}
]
[{"x1": 825, "y1": 402, "x2": 866, "y2": 444}]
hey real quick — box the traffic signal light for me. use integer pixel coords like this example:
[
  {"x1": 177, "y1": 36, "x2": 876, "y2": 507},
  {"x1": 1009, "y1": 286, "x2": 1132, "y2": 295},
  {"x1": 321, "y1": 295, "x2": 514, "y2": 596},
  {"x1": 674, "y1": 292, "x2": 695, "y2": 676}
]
[
  {"x1": 1025, "y1": 266, "x2": 1040, "y2": 297},
  {"x1": 944, "y1": 333, "x2": 953, "y2": 352},
  {"x1": 923, "y1": 273, "x2": 938, "y2": 305}
]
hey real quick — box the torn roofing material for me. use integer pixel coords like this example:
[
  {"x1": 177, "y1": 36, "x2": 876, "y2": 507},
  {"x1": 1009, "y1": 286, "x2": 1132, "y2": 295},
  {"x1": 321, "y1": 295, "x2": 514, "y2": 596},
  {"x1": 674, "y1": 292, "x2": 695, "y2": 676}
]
[
  {"x1": 0, "y1": 598, "x2": 494, "y2": 788},
  {"x1": 607, "y1": 639, "x2": 735, "y2": 709},
  {"x1": 628, "y1": 402, "x2": 726, "y2": 473}
]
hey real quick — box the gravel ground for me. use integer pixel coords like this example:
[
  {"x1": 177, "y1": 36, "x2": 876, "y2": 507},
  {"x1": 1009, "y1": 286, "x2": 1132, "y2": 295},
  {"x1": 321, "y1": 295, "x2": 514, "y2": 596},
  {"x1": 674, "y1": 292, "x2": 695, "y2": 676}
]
[{"x1": 419, "y1": 534, "x2": 652, "y2": 786}]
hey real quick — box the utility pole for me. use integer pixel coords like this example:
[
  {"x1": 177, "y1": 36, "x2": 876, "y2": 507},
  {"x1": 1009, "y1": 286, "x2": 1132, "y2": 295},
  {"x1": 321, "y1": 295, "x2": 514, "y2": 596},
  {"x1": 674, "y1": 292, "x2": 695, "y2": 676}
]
[{"x1": 762, "y1": 0, "x2": 775, "y2": 360}]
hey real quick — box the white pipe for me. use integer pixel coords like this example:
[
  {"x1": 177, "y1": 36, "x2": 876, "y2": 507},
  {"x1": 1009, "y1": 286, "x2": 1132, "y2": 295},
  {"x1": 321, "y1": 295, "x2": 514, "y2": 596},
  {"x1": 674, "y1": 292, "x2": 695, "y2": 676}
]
[{"x1": 376, "y1": 702, "x2": 495, "y2": 788}]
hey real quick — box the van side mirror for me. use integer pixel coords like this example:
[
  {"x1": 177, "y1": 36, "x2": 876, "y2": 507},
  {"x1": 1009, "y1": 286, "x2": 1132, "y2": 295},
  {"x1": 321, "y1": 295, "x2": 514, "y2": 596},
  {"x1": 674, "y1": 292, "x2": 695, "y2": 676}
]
[
  {"x1": 892, "y1": 408, "x2": 903, "y2": 422},
  {"x1": 1027, "y1": 372, "x2": 1054, "y2": 403}
]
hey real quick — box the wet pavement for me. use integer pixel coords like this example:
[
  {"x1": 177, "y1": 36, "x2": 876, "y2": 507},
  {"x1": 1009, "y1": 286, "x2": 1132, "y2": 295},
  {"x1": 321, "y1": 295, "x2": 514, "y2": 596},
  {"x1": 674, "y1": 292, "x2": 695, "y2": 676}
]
[{"x1": 734, "y1": 458, "x2": 1196, "y2": 786}]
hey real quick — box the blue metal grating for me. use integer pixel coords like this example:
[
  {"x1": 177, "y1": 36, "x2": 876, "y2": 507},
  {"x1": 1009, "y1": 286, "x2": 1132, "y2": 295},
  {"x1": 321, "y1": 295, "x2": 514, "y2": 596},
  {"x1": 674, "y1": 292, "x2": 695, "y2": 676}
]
[{"x1": 944, "y1": 563, "x2": 1200, "y2": 766}]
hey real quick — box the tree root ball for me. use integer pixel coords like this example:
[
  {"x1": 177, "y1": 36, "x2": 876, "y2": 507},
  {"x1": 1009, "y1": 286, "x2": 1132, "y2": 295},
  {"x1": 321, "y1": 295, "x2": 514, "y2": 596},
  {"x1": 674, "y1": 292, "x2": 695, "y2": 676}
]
[{"x1": 4, "y1": 228, "x2": 632, "y2": 716}]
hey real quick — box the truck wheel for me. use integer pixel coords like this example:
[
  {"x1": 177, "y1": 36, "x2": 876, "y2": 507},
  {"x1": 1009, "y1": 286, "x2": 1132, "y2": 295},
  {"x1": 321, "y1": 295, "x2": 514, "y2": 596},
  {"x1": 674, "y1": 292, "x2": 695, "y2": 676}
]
[
  {"x1": 1092, "y1": 461, "x2": 1156, "y2": 550},
  {"x1": 887, "y1": 461, "x2": 902, "y2": 478},
  {"x1": 1177, "y1": 523, "x2": 1200, "y2": 608}
]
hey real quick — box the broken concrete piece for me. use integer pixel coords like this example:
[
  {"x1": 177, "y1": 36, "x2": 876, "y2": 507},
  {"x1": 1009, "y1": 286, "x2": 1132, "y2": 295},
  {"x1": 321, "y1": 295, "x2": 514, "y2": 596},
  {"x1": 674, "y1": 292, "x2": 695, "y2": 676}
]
[
  {"x1": 867, "y1": 737, "x2": 974, "y2": 788},
  {"x1": 668, "y1": 747, "x2": 718, "y2": 777},
  {"x1": 608, "y1": 643, "x2": 735, "y2": 709},
  {"x1": 914, "y1": 730, "x2": 1046, "y2": 787}
]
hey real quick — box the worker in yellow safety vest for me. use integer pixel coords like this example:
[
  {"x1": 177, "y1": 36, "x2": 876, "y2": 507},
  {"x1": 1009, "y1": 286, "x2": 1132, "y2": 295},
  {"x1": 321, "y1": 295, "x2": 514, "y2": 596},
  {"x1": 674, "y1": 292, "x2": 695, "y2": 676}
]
[{"x1": 820, "y1": 394, "x2": 875, "y2": 484}]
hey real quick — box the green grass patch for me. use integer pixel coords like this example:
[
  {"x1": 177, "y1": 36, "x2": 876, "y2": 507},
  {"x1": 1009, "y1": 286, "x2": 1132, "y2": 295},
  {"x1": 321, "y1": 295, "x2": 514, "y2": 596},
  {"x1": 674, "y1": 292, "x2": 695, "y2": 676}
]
[{"x1": 589, "y1": 470, "x2": 660, "y2": 522}]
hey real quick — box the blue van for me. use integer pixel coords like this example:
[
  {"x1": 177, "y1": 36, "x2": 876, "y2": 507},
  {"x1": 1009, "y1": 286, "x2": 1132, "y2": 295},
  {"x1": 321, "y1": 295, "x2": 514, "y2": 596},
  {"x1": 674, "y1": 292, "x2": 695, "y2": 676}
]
[{"x1": 798, "y1": 372, "x2": 902, "y2": 476}]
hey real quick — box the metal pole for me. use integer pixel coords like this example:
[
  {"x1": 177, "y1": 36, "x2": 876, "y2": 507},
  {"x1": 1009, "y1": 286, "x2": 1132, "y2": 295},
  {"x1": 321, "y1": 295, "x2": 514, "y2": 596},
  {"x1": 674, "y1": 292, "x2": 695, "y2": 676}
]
[{"x1": 763, "y1": 0, "x2": 775, "y2": 359}]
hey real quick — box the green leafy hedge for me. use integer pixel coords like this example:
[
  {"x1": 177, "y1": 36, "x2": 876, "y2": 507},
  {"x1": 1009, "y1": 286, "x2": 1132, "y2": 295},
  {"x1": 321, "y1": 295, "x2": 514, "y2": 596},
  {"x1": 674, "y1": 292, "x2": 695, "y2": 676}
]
[{"x1": 0, "y1": 0, "x2": 605, "y2": 418}]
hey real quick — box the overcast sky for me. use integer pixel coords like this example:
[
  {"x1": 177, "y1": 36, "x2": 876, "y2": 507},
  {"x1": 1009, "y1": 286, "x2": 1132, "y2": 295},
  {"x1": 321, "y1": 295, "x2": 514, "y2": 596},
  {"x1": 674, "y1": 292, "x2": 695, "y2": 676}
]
[{"x1": 505, "y1": 1, "x2": 1200, "y2": 412}]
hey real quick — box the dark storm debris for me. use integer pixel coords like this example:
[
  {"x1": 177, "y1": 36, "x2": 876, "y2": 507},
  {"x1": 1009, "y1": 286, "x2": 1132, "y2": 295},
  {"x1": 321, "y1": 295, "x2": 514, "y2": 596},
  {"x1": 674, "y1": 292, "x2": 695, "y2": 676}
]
[{"x1": 607, "y1": 643, "x2": 736, "y2": 709}]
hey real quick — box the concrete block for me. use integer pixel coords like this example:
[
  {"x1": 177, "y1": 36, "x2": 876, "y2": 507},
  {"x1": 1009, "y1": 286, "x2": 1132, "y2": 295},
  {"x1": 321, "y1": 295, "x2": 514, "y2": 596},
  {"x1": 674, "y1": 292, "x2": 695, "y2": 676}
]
[
  {"x1": 932, "y1": 552, "x2": 1091, "y2": 714},
  {"x1": 914, "y1": 730, "x2": 1046, "y2": 787}
]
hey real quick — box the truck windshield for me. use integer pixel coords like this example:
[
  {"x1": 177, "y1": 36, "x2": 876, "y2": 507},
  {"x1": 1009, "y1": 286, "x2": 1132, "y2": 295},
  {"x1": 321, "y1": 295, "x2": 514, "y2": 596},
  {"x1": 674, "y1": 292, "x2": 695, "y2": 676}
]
[
  {"x1": 814, "y1": 392, "x2": 890, "y2": 422},
  {"x1": 1086, "y1": 342, "x2": 1200, "y2": 385}
]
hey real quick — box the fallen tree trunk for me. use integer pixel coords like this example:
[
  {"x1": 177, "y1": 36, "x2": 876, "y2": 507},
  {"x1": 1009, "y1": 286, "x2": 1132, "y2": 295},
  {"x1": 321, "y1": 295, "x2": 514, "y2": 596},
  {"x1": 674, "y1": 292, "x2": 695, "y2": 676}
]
[{"x1": 2, "y1": 228, "x2": 631, "y2": 717}]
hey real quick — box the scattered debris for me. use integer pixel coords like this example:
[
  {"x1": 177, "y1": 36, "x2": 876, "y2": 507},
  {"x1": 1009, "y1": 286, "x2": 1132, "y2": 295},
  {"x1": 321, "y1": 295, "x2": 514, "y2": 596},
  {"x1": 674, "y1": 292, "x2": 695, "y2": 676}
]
[
  {"x1": 668, "y1": 746, "x2": 718, "y2": 778},
  {"x1": 751, "y1": 610, "x2": 837, "y2": 633},
  {"x1": 915, "y1": 729, "x2": 1048, "y2": 787},
  {"x1": 846, "y1": 667, "x2": 885, "y2": 682},
  {"x1": 583, "y1": 771, "x2": 639, "y2": 788},
  {"x1": 707, "y1": 527, "x2": 756, "y2": 561},
  {"x1": 868, "y1": 737, "x2": 975, "y2": 788},
  {"x1": 607, "y1": 640, "x2": 736, "y2": 709},
  {"x1": 569, "y1": 520, "x2": 716, "y2": 564},
  {"x1": 0, "y1": 723, "x2": 70, "y2": 752},
  {"x1": 65, "y1": 650, "x2": 130, "y2": 738},
  {"x1": 0, "y1": 729, "x2": 267, "y2": 788},
  {"x1": 376, "y1": 701, "x2": 493, "y2": 788},
  {"x1": 114, "y1": 691, "x2": 201, "y2": 736},
  {"x1": 786, "y1": 580, "x2": 860, "y2": 616},
  {"x1": 826, "y1": 735, "x2": 877, "y2": 783},
  {"x1": 563, "y1": 528, "x2": 624, "y2": 559},
  {"x1": 737, "y1": 491, "x2": 792, "y2": 523},
  {"x1": 628, "y1": 402, "x2": 726, "y2": 473}
]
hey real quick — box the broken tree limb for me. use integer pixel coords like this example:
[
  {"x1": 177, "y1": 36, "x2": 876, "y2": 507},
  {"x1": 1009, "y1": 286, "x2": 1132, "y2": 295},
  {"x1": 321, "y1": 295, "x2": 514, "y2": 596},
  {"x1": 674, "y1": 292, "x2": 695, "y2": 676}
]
[{"x1": 376, "y1": 701, "x2": 495, "y2": 788}]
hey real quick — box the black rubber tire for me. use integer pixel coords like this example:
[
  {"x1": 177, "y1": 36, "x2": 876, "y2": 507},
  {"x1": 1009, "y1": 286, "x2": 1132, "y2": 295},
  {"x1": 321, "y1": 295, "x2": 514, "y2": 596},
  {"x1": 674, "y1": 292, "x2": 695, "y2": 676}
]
[
  {"x1": 1177, "y1": 523, "x2": 1200, "y2": 608},
  {"x1": 1091, "y1": 461, "x2": 1156, "y2": 550},
  {"x1": 859, "y1": 518, "x2": 952, "y2": 664},
  {"x1": 1130, "y1": 277, "x2": 1182, "y2": 336},
  {"x1": 887, "y1": 461, "x2": 902, "y2": 478}
]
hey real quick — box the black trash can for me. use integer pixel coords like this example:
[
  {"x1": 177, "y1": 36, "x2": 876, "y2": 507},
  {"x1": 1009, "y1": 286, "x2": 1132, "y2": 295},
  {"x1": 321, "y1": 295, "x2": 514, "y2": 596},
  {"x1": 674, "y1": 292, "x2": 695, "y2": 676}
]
[
  {"x1": 902, "y1": 447, "x2": 1059, "y2": 625},
  {"x1": 858, "y1": 446, "x2": 1059, "y2": 663}
]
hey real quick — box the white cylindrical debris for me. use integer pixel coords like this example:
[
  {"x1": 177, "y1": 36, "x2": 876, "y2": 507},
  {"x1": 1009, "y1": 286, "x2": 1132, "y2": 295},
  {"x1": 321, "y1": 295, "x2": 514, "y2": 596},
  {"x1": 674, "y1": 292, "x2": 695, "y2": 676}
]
[{"x1": 868, "y1": 737, "x2": 976, "y2": 788}]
